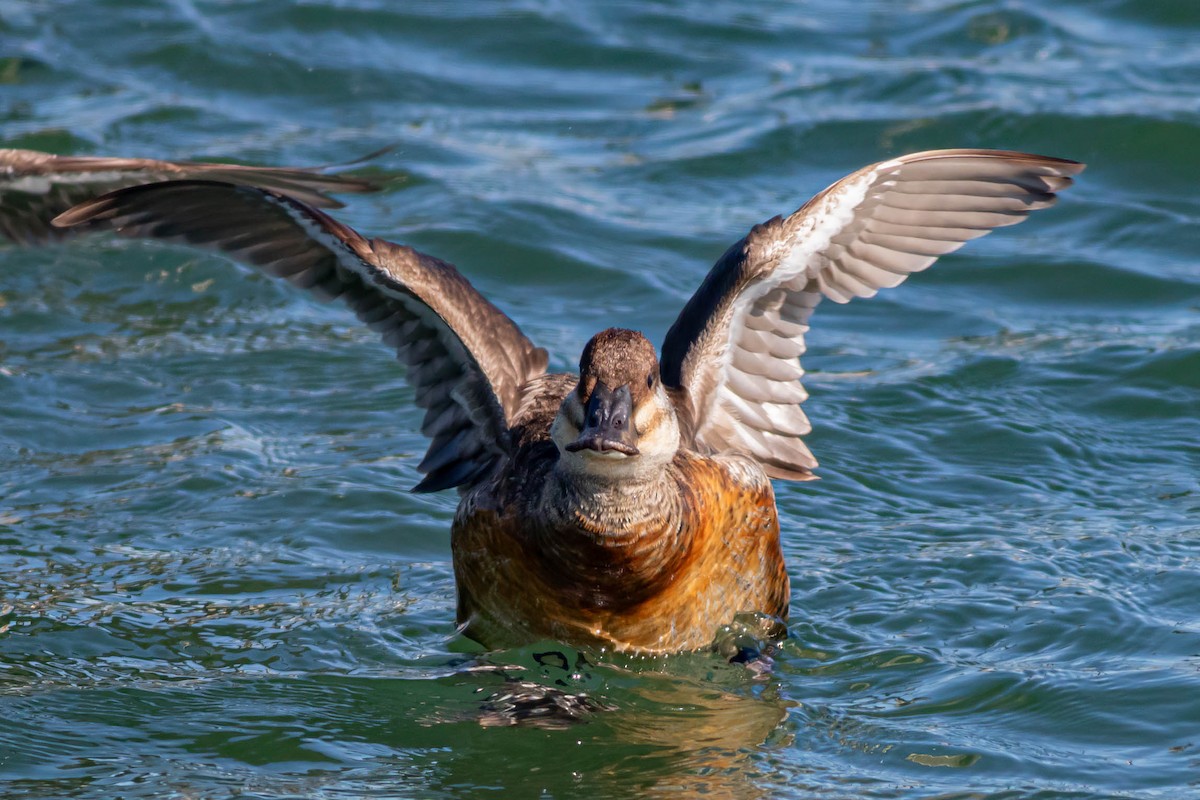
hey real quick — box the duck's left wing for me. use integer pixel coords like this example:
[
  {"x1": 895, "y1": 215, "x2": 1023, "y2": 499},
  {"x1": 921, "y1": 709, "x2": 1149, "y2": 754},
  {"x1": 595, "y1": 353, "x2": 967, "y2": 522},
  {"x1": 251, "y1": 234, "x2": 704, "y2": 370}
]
[
  {"x1": 659, "y1": 149, "x2": 1084, "y2": 481},
  {"x1": 53, "y1": 180, "x2": 548, "y2": 492},
  {"x1": 1, "y1": 148, "x2": 379, "y2": 245}
]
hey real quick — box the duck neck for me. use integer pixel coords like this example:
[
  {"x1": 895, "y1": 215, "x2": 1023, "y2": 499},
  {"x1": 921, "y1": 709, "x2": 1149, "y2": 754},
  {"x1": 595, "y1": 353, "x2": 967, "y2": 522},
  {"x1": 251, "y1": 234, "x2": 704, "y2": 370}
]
[
  {"x1": 549, "y1": 457, "x2": 677, "y2": 527},
  {"x1": 541, "y1": 462, "x2": 688, "y2": 604}
]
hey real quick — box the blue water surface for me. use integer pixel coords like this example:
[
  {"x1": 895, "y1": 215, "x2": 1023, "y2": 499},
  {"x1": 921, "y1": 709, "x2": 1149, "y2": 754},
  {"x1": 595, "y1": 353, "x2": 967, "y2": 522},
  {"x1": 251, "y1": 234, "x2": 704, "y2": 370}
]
[{"x1": 1, "y1": 1, "x2": 1198, "y2": 798}]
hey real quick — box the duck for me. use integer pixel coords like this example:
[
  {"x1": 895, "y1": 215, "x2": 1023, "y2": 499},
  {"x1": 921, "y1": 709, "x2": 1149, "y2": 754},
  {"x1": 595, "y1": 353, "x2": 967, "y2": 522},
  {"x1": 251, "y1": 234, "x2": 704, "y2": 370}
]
[
  {"x1": 0, "y1": 147, "x2": 379, "y2": 244},
  {"x1": 43, "y1": 148, "x2": 1083, "y2": 655}
]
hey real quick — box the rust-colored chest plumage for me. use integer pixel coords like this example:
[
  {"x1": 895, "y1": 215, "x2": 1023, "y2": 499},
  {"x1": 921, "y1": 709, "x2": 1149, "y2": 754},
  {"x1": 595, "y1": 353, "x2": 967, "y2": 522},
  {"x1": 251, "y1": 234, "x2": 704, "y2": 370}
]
[{"x1": 451, "y1": 448, "x2": 789, "y2": 654}]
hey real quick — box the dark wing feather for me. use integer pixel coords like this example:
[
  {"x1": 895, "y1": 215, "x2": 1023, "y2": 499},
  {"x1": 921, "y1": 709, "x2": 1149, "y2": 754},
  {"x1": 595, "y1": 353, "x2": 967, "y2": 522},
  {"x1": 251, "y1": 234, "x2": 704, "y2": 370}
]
[
  {"x1": 53, "y1": 180, "x2": 548, "y2": 492},
  {"x1": 0, "y1": 148, "x2": 380, "y2": 245},
  {"x1": 661, "y1": 149, "x2": 1085, "y2": 481}
]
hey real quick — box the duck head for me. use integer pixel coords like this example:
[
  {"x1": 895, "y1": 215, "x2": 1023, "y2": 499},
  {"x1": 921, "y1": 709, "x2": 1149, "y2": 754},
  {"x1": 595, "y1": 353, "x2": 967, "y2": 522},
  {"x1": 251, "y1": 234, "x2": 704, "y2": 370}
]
[{"x1": 551, "y1": 328, "x2": 681, "y2": 480}]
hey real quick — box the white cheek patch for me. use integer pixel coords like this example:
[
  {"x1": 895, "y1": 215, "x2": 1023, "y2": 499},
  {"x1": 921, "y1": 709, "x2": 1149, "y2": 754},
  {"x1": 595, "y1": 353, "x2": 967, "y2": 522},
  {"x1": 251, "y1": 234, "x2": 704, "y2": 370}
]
[
  {"x1": 549, "y1": 412, "x2": 577, "y2": 452},
  {"x1": 631, "y1": 387, "x2": 681, "y2": 463},
  {"x1": 633, "y1": 402, "x2": 659, "y2": 435}
]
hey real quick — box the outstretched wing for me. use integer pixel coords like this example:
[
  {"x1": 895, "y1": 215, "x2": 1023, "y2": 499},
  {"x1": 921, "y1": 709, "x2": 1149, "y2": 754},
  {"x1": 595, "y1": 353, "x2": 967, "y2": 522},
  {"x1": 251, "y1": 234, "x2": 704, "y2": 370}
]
[
  {"x1": 54, "y1": 181, "x2": 548, "y2": 492},
  {"x1": 1, "y1": 148, "x2": 380, "y2": 245},
  {"x1": 660, "y1": 149, "x2": 1085, "y2": 481}
]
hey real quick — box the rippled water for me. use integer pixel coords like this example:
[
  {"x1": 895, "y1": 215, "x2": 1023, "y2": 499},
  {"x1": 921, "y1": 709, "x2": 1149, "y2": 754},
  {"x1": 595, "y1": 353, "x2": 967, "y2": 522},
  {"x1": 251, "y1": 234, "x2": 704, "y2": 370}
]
[{"x1": 2, "y1": 1, "x2": 1199, "y2": 798}]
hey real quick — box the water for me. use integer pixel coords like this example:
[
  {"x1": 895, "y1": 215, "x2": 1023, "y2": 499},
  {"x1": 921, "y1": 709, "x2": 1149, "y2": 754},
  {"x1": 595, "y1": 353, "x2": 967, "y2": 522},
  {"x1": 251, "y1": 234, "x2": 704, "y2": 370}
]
[{"x1": 2, "y1": 1, "x2": 1198, "y2": 797}]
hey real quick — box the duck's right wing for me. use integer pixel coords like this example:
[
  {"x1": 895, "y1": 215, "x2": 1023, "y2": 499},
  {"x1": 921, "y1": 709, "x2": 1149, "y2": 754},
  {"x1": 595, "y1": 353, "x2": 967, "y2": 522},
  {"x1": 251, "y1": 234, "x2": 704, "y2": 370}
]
[
  {"x1": 54, "y1": 180, "x2": 549, "y2": 492},
  {"x1": 1, "y1": 148, "x2": 379, "y2": 245}
]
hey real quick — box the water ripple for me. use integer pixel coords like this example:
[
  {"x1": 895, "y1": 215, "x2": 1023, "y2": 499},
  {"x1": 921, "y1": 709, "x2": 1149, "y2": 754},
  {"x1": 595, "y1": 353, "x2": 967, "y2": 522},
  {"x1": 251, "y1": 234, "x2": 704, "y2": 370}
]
[{"x1": 3, "y1": 0, "x2": 1199, "y2": 797}]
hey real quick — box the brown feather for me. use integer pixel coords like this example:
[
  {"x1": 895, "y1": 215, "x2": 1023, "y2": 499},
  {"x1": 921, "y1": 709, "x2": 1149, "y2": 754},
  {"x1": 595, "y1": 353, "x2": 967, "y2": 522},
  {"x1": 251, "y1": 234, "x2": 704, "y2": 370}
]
[
  {"x1": 0, "y1": 147, "x2": 380, "y2": 244},
  {"x1": 52, "y1": 180, "x2": 547, "y2": 493},
  {"x1": 39, "y1": 147, "x2": 1084, "y2": 655},
  {"x1": 661, "y1": 149, "x2": 1084, "y2": 480}
]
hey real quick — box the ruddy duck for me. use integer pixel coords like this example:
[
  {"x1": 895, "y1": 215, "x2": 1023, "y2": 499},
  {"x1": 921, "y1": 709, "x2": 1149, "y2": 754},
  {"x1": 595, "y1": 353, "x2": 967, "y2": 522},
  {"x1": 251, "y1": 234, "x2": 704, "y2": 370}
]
[
  {"x1": 0, "y1": 147, "x2": 378, "y2": 244},
  {"x1": 43, "y1": 148, "x2": 1082, "y2": 654}
]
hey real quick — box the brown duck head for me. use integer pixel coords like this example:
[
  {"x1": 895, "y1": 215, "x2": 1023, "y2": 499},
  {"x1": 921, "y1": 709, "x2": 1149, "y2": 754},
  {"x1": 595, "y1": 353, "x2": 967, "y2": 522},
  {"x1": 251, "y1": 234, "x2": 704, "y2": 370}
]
[{"x1": 551, "y1": 328, "x2": 681, "y2": 480}]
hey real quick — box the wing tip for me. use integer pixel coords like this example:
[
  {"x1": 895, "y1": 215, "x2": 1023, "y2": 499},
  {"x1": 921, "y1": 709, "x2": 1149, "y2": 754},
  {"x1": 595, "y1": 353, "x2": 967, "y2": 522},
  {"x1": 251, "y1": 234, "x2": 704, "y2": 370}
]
[
  {"x1": 764, "y1": 463, "x2": 820, "y2": 482},
  {"x1": 886, "y1": 148, "x2": 1086, "y2": 178},
  {"x1": 50, "y1": 199, "x2": 105, "y2": 228}
]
